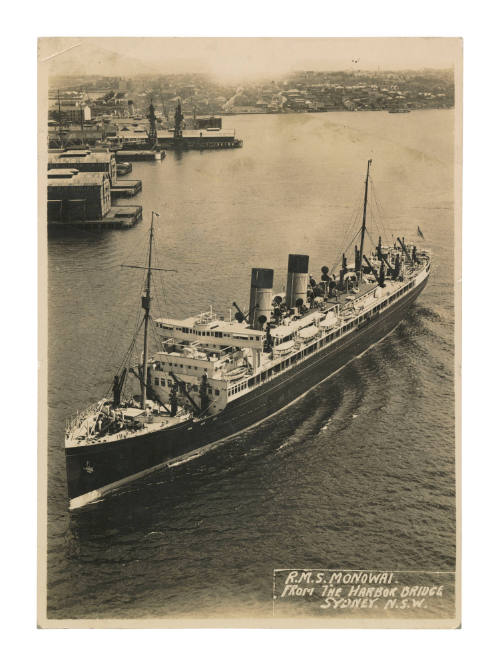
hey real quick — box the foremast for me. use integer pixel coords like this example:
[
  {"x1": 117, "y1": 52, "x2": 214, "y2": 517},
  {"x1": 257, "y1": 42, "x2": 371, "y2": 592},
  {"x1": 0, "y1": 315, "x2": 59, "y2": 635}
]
[
  {"x1": 122, "y1": 211, "x2": 175, "y2": 409},
  {"x1": 358, "y1": 159, "x2": 372, "y2": 282},
  {"x1": 141, "y1": 213, "x2": 155, "y2": 409}
]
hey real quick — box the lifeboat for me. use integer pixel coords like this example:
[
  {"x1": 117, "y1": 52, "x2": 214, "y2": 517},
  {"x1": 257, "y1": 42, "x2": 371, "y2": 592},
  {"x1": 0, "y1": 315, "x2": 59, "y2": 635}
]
[
  {"x1": 273, "y1": 339, "x2": 295, "y2": 356},
  {"x1": 224, "y1": 366, "x2": 247, "y2": 381},
  {"x1": 298, "y1": 325, "x2": 319, "y2": 340},
  {"x1": 319, "y1": 314, "x2": 338, "y2": 331}
]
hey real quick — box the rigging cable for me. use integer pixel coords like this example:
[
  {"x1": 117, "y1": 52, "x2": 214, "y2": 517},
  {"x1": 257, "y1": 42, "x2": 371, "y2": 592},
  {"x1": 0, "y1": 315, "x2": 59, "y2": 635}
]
[
  {"x1": 152, "y1": 233, "x2": 170, "y2": 315},
  {"x1": 370, "y1": 178, "x2": 392, "y2": 243},
  {"x1": 102, "y1": 315, "x2": 145, "y2": 399},
  {"x1": 331, "y1": 226, "x2": 361, "y2": 276},
  {"x1": 330, "y1": 191, "x2": 364, "y2": 274},
  {"x1": 103, "y1": 226, "x2": 157, "y2": 400}
]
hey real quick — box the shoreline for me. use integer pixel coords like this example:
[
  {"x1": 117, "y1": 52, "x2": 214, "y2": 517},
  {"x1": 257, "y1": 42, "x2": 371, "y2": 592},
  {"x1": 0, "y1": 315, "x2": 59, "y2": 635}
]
[{"x1": 219, "y1": 107, "x2": 453, "y2": 117}]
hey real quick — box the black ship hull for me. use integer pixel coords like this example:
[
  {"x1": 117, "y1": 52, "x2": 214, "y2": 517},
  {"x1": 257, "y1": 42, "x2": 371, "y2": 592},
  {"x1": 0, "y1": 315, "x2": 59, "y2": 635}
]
[{"x1": 66, "y1": 275, "x2": 428, "y2": 508}]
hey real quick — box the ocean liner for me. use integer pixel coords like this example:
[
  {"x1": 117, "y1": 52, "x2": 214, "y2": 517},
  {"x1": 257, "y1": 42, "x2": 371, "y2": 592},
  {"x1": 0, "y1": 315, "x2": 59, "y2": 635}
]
[{"x1": 65, "y1": 160, "x2": 431, "y2": 509}]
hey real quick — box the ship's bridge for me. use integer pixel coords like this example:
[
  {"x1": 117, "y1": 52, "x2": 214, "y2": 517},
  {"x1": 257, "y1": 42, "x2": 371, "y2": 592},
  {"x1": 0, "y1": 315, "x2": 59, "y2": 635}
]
[
  {"x1": 155, "y1": 311, "x2": 265, "y2": 350},
  {"x1": 154, "y1": 346, "x2": 234, "y2": 380}
]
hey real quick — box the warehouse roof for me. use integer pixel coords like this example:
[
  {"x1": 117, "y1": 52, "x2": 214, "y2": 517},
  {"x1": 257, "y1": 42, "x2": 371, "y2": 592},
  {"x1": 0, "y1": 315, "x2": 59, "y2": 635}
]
[
  {"x1": 50, "y1": 152, "x2": 115, "y2": 165},
  {"x1": 47, "y1": 170, "x2": 106, "y2": 186}
]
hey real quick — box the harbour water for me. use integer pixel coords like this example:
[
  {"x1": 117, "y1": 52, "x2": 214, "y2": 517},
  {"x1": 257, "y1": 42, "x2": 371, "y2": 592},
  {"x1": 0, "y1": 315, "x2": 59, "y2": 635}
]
[{"x1": 47, "y1": 110, "x2": 456, "y2": 619}]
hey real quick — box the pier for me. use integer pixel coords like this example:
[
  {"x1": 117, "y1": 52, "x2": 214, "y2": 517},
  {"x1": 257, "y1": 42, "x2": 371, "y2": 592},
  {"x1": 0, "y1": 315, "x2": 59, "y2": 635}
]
[
  {"x1": 115, "y1": 149, "x2": 165, "y2": 162},
  {"x1": 110, "y1": 179, "x2": 142, "y2": 199},
  {"x1": 48, "y1": 205, "x2": 142, "y2": 230},
  {"x1": 157, "y1": 101, "x2": 242, "y2": 151},
  {"x1": 157, "y1": 130, "x2": 243, "y2": 150}
]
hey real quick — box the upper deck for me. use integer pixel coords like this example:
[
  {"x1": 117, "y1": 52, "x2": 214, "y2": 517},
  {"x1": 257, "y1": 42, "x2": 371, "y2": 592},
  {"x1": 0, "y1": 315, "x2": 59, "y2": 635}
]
[{"x1": 155, "y1": 310, "x2": 265, "y2": 350}]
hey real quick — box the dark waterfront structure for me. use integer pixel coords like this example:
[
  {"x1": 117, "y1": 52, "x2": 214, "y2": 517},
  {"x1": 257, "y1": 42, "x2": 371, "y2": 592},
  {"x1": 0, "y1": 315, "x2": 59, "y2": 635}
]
[
  {"x1": 114, "y1": 149, "x2": 165, "y2": 161},
  {"x1": 48, "y1": 149, "x2": 142, "y2": 199},
  {"x1": 115, "y1": 99, "x2": 160, "y2": 151},
  {"x1": 157, "y1": 128, "x2": 243, "y2": 150},
  {"x1": 48, "y1": 124, "x2": 103, "y2": 148},
  {"x1": 157, "y1": 101, "x2": 242, "y2": 150},
  {"x1": 109, "y1": 180, "x2": 142, "y2": 199},
  {"x1": 47, "y1": 169, "x2": 111, "y2": 221},
  {"x1": 48, "y1": 149, "x2": 117, "y2": 183},
  {"x1": 192, "y1": 115, "x2": 222, "y2": 130},
  {"x1": 47, "y1": 169, "x2": 142, "y2": 228}
]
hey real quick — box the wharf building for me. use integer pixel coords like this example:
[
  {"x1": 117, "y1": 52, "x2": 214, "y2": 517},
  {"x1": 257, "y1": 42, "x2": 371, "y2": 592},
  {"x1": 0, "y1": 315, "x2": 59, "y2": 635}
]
[
  {"x1": 47, "y1": 169, "x2": 111, "y2": 222},
  {"x1": 47, "y1": 168, "x2": 142, "y2": 228},
  {"x1": 157, "y1": 128, "x2": 241, "y2": 149},
  {"x1": 48, "y1": 150, "x2": 117, "y2": 184},
  {"x1": 48, "y1": 150, "x2": 142, "y2": 198},
  {"x1": 48, "y1": 100, "x2": 92, "y2": 124},
  {"x1": 183, "y1": 115, "x2": 223, "y2": 130},
  {"x1": 48, "y1": 123, "x2": 104, "y2": 149},
  {"x1": 194, "y1": 115, "x2": 222, "y2": 129},
  {"x1": 107, "y1": 102, "x2": 166, "y2": 161},
  {"x1": 116, "y1": 129, "x2": 149, "y2": 147}
]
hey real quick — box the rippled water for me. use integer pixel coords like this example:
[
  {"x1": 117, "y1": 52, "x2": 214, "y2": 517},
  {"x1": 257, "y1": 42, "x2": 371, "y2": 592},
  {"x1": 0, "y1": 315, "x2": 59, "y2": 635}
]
[{"x1": 46, "y1": 110, "x2": 455, "y2": 619}]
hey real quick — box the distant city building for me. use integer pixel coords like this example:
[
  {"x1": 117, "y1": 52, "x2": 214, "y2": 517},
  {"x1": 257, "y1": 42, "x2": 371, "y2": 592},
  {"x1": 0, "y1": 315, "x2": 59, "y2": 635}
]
[
  {"x1": 48, "y1": 124, "x2": 104, "y2": 148},
  {"x1": 117, "y1": 129, "x2": 150, "y2": 145},
  {"x1": 193, "y1": 116, "x2": 222, "y2": 130},
  {"x1": 48, "y1": 69, "x2": 454, "y2": 128},
  {"x1": 49, "y1": 103, "x2": 91, "y2": 124}
]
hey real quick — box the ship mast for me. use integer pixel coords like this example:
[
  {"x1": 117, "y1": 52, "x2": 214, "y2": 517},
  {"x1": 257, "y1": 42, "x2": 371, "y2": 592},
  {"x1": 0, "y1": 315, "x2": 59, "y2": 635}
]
[
  {"x1": 358, "y1": 159, "x2": 372, "y2": 282},
  {"x1": 120, "y1": 212, "x2": 177, "y2": 410},
  {"x1": 141, "y1": 212, "x2": 155, "y2": 409}
]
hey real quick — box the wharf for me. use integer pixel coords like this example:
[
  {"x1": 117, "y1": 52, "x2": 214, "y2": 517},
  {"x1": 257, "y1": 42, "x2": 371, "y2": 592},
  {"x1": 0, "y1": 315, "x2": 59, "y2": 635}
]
[
  {"x1": 48, "y1": 205, "x2": 142, "y2": 230},
  {"x1": 111, "y1": 179, "x2": 142, "y2": 199},
  {"x1": 157, "y1": 129, "x2": 242, "y2": 151},
  {"x1": 114, "y1": 150, "x2": 165, "y2": 162}
]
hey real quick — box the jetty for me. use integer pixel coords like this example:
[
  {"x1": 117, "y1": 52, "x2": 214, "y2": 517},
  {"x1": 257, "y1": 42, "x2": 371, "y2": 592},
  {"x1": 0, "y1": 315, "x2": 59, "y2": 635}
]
[
  {"x1": 110, "y1": 179, "x2": 142, "y2": 199},
  {"x1": 114, "y1": 149, "x2": 165, "y2": 162},
  {"x1": 157, "y1": 101, "x2": 242, "y2": 151},
  {"x1": 48, "y1": 204, "x2": 142, "y2": 230}
]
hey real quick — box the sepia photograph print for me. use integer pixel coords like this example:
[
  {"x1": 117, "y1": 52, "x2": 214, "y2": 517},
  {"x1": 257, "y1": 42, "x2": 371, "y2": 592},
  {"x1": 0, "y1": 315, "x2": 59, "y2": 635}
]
[{"x1": 38, "y1": 36, "x2": 461, "y2": 628}]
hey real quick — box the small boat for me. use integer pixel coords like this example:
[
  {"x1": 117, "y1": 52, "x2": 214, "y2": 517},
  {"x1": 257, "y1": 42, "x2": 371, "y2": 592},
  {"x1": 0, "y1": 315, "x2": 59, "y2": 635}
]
[
  {"x1": 298, "y1": 325, "x2": 319, "y2": 340},
  {"x1": 224, "y1": 366, "x2": 248, "y2": 380},
  {"x1": 273, "y1": 339, "x2": 295, "y2": 355},
  {"x1": 319, "y1": 314, "x2": 338, "y2": 331},
  {"x1": 117, "y1": 162, "x2": 132, "y2": 176}
]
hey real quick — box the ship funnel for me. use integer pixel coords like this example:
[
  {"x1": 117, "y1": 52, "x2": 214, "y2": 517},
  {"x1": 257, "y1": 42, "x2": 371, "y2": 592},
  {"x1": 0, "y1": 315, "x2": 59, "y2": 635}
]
[
  {"x1": 285, "y1": 254, "x2": 309, "y2": 309},
  {"x1": 249, "y1": 268, "x2": 274, "y2": 329}
]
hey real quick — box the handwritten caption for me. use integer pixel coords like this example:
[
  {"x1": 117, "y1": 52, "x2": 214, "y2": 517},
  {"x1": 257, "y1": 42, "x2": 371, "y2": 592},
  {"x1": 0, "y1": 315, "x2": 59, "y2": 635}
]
[{"x1": 273, "y1": 569, "x2": 454, "y2": 617}]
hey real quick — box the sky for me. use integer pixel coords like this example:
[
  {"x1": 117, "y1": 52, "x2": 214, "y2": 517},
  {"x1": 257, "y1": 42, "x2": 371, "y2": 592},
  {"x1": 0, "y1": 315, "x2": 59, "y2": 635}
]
[{"x1": 39, "y1": 37, "x2": 460, "y2": 82}]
